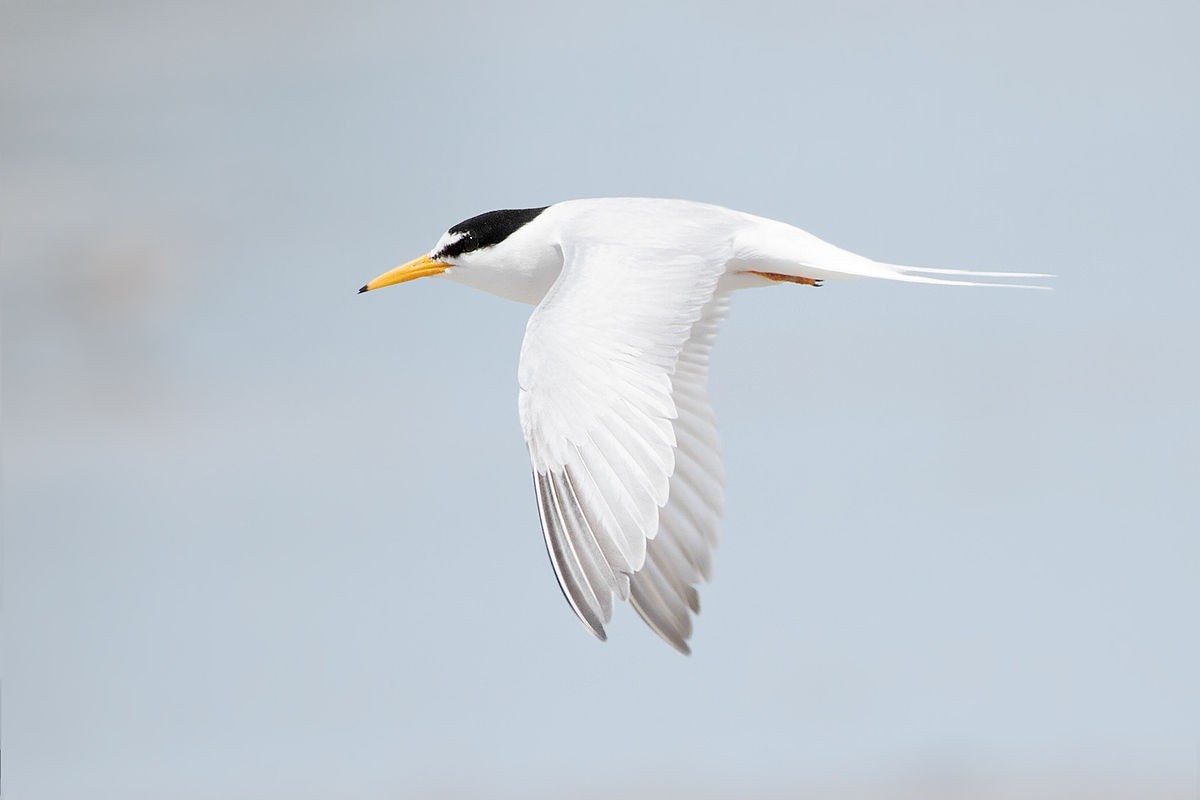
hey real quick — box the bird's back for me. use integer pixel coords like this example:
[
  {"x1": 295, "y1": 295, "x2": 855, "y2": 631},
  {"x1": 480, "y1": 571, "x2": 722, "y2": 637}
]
[
  {"x1": 546, "y1": 198, "x2": 751, "y2": 261},
  {"x1": 548, "y1": 198, "x2": 1051, "y2": 290}
]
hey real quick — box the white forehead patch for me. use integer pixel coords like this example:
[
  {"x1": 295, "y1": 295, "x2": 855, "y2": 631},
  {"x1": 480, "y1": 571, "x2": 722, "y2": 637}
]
[{"x1": 433, "y1": 231, "x2": 465, "y2": 256}]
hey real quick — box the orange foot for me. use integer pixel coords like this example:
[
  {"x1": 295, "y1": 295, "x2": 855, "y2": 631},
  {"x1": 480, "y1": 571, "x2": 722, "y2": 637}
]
[{"x1": 747, "y1": 270, "x2": 823, "y2": 287}]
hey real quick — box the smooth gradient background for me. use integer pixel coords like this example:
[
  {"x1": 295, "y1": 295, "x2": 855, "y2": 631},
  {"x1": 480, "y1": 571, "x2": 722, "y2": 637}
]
[{"x1": 4, "y1": 2, "x2": 1197, "y2": 798}]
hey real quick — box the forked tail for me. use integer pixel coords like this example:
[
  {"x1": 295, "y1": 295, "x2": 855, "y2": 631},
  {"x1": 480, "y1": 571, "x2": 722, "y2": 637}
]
[{"x1": 875, "y1": 263, "x2": 1055, "y2": 290}]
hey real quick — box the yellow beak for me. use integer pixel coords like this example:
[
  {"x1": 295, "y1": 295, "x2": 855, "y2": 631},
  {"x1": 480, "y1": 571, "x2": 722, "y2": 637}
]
[{"x1": 358, "y1": 254, "x2": 450, "y2": 294}]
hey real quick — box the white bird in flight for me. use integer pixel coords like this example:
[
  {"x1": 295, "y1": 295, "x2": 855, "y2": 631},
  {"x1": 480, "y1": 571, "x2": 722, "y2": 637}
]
[{"x1": 358, "y1": 198, "x2": 1048, "y2": 653}]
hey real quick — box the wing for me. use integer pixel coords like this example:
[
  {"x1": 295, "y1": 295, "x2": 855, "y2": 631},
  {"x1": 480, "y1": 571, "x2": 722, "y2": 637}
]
[
  {"x1": 628, "y1": 293, "x2": 728, "y2": 653},
  {"x1": 519, "y1": 240, "x2": 727, "y2": 649}
]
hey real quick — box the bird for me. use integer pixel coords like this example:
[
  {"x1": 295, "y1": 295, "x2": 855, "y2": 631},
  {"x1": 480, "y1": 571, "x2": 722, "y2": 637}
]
[{"x1": 358, "y1": 198, "x2": 1049, "y2": 653}]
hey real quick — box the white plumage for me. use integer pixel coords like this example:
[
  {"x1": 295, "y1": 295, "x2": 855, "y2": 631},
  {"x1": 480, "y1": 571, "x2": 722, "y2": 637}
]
[{"x1": 360, "y1": 198, "x2": 1050, "y2": 653}]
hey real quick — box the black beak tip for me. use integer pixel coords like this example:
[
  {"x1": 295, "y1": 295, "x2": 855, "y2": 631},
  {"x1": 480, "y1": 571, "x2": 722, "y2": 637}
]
[{"x1": 357, "y1": 284, "x2": 369, "y2": 294}]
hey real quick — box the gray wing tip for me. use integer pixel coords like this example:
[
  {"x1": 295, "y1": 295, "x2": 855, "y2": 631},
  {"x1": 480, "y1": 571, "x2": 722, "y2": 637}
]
[
  {"x1": 535, "y1": 469, "x2": 617, "y2": 644},
  {"x1": 629, "y1": 584, "x2": 698, "y2": 655},
  {"x1": 585, "y1": 620, "x2": 608, "y2": 642}
]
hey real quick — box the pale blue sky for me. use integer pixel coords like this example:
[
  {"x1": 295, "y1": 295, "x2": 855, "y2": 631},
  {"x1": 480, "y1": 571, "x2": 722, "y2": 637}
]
[{"x1": 3, "y1": 2, "x2": 1197, "y2": 798}]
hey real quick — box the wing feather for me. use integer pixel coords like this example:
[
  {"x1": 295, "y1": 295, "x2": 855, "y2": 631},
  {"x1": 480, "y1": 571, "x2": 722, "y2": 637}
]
[
  {"x1": 550, "y1": 471, "x2": 616, "y2": 615},
  {"x1": 533, "y1": 471, "x2": 607, "y2": 638},
  {"x1": 628, "y1": 296, "x2": 729, "y2": 648},
  {"x1": 629, "y1": 553, "x2": 694, "y2": 654},
  {"x1": 565, "y1": 447, "x2": 643, "y2": 571}
]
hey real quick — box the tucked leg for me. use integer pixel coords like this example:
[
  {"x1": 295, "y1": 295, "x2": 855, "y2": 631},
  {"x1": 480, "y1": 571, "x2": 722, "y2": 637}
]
[{"x1": 747, "y1": 270, "x2": 823, "y2": 287}]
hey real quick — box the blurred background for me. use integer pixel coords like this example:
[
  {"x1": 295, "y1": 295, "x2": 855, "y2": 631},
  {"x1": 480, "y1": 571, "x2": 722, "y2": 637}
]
[{"x1": 3, "y1": 1, "x2": 1197, "y2": 798}]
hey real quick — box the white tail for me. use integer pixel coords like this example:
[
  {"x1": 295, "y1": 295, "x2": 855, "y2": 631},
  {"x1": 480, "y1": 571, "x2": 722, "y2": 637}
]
[
  {"x1": 739, "y1": 218, "x2": 1056, "y2": 290},
  {"x1": 879, "y1": 263, "x2": 1055, "y2": 290}
]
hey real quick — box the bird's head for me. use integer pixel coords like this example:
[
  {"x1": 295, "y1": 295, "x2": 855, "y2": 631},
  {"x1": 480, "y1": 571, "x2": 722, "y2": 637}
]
[{"x1": 358, "y1": 206, "x2": 559, "y2": 303}]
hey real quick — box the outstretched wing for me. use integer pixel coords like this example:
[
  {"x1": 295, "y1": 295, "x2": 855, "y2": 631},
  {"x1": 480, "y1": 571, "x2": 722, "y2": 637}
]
[{"x1": 518, "y1": 240, "x2": 727, "y2": 650}]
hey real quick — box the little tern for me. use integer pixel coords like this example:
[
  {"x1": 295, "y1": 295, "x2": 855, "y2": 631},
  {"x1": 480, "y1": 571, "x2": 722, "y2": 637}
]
[{"x1": 358, "y1": 198, "x2": 1049, "y2": 653}]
